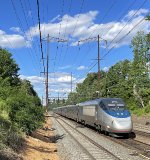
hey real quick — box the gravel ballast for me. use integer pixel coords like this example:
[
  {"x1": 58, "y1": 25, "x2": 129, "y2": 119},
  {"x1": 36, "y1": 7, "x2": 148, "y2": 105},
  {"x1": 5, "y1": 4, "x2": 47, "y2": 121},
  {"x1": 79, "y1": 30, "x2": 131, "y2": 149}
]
[{"x1": 52, "y1": 115, "x2": 146, "y2": 160}]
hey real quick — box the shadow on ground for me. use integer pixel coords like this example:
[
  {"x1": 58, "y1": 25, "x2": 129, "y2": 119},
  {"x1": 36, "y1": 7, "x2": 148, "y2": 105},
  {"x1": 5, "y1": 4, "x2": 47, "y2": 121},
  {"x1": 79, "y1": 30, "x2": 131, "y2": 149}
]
[{"x1": 31, "y1": 130, "x2": 65, "y2": 143}]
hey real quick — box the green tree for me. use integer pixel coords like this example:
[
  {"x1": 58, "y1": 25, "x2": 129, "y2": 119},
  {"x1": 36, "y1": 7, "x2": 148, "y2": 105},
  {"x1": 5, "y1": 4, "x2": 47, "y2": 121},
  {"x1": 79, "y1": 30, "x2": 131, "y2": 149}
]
[
  {"x1": 0, "y1": 48, "x2": 20, "y2": 86},
  {"x1": 131, "y1": 31, "x2": 150, "y2": 107}
]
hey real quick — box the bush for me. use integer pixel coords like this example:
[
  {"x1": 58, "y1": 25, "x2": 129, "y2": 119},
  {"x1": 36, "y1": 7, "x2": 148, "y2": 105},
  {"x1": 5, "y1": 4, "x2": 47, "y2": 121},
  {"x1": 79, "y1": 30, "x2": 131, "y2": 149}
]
[
  {"x1": 7, "y1": 92, "x2": 45, "y2": 135},
  {"x1": 144, "y1": 104, "x2": 150, "y2": 113}
]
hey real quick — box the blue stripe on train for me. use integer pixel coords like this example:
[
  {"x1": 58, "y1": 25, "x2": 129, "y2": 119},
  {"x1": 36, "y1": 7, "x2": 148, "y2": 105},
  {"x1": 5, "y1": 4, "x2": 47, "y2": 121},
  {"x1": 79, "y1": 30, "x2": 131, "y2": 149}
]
[{"x1": 105, "y1": 110, "x2": 130, "y2": 118}]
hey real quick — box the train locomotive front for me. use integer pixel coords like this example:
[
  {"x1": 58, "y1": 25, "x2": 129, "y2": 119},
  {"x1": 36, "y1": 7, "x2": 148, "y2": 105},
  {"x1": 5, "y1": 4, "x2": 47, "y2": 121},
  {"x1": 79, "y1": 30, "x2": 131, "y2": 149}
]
[{"x1": 98, "y1": 98, "x2": 133, "y2": 136}]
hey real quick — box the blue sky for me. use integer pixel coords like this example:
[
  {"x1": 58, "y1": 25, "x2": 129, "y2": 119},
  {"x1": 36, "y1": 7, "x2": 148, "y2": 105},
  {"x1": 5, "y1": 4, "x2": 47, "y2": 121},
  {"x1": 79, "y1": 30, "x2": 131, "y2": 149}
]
[{"x1": 0, "y1": 0, "x2": 150, "y2": 102}]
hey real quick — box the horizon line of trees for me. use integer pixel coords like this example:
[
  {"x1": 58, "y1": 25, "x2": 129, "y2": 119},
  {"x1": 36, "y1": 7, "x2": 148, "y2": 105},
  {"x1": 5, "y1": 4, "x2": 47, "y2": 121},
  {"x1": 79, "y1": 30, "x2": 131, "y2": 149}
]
[{"x1": 50, "y1": 29, "x2": 150, "y2": 115}]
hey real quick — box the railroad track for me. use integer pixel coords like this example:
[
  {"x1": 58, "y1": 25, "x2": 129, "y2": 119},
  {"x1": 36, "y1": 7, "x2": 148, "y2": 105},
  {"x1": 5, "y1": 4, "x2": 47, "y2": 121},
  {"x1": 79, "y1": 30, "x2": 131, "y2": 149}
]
[
  {"x1": 106, "y1": 135, "x2": 150, "y2": 159},
  {"x1": 54, "y1": 114, "x2": 150, "y2": 160},
  {"x1": 55, "y1": 116, "x2": 121, "y2": 160},
  {"x1": 134, "y1": 130, "x2": 150, "y2": 138},
  {"x1": 134, "y1": 123, "x2": 150, "y2": 134}
]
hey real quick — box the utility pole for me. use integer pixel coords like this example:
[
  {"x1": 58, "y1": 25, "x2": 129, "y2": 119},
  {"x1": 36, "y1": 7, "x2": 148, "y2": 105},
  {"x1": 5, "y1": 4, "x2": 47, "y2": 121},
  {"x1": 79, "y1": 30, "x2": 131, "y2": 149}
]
[
  {"x1": 41, "y1": 35, "x2": 67, "y2": 112},
  {"x1": 78, "y1": 35, "x2": 107, "y2": 83},
  {"x1": 98, "y1": 35, "x2": 100, "y2": 81},
  {"x1": 45, "y1": 34, "x2": 50, "y2": 112}
]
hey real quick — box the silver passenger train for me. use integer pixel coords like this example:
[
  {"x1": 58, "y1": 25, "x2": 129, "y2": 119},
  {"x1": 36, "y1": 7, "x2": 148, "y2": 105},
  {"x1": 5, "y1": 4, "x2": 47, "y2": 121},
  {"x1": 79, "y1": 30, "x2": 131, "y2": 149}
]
[{"x1": 53, "y1": 98, "x2": 133, "y2": 136}]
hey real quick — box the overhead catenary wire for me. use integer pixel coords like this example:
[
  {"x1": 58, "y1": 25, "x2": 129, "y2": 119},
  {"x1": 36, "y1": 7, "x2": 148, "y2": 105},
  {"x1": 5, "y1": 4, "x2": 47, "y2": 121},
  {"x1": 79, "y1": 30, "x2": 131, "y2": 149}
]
[
  {"x1": 25, "y1": 0, "x2": 42, "y2": 57},
  {"x1": 79, "y1": 0, "x2": 138, "y2": 61},
  {"x1": 102, "y1": 14, "x2": 149, "y2": 59},
  {"x1": 78, "y1": 0, "x2": 117, "y2": 53},
  {"x1": 36, "y1": 0, "x2": 44, "y2": 60},
  {"x1": 75, "y1": 0, "x2": 148, "y2": 71},
  {"x1": 59, "y1": 0, "x2": 85, "y2": 68},
  {"x1": 20, "y1": 0, "x2": 41, "y2": 71},
  {"x1": 52, "y1": 0, "x2": 66, "y2": 76},
  {"x1": 75, "y1": 61, "x2": 98, "y2": 84},
  {"x1": 10, "y1": 0, "x2": 40, "y2": 73},
  {"x1": 73, "y1": 13, "x2": 149, "y2": 91},
  {"x1": 60, "y1": 0, "x2": 73, "y2": 66},
  {"x1": 71, "y1": 0, "x2": 117, "y2": 69}
]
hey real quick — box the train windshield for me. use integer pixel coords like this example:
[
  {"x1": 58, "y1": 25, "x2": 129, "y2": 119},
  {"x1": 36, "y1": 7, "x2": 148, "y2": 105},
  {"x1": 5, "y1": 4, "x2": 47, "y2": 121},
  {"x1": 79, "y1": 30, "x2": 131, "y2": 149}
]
[
  {"x1": 107, "y1": 103, "x2": 126, "y2": 111},
  {"x1": 101, "y1": 99, "x2": 126, "y2": 111}
]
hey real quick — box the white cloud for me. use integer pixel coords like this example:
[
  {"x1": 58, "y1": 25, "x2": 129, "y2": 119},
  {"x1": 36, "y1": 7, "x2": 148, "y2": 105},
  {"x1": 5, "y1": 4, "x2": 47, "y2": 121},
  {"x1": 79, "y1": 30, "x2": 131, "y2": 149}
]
[
  {"x1": 124, "y1": 9, "x2": 149, "y2": 19},
  {"x1": 76, "y1": 77, "x2": 85, "y2": 83},
  {"x1": 10, "y1": 27, "x2": 21, "y2": 33},
  {"x1": 77, "y1": 65, "x2": 87, "y2": 70},
  {"x1": 0, "y1": 29, "x2": 30, "y2": 48},
  {"x1": 19, "y1": 75, "x2": 44, "y2": 84},
  {"x1": 59, "y1": 65, "x2": 71, "y2": 70},
  {"x1": 103, "y1": 67, "x2": 109, "y2": 72},
  {"x1": 1, "y1": 9, "x2": 149, "y2": 49},
  {"x1": 19, "y1": 73, "x2": 84, "y2": 98},
  {"x1": 50, "y1": 15, "x2": 60, "y2": 23},
  {"x1": 50, "y1": 88, "x2": 71, "y2": 93},
  {"x1": 26, "y1": 11, "x2": 98, "y2": 40},
  {"x1": 26, "y1": 9, "x2": 149, "y2": 48}
]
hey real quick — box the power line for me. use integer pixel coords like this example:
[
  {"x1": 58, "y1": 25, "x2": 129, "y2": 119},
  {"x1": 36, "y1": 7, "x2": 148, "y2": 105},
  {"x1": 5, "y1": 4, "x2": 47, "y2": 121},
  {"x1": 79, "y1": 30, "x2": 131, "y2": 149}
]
[
  {"x1": 60, "y1": 0, "x2": 85, "y2": 68},
  {"x1": 78, "y1": 35, "x2": 107, "y2": 82},
  {"x1": 36, "y1": 0, "x2": 44, "y2": 59},
  {"x1": 75, "y1": 62, "x2": 98, "y2": 84},
  {"x1": 53, "y1": 0, "x2": 65, "y2": 72},
  {"x1": 76, "y1": 0, "x2": 148, "y2": 76},
  {"x1": 78, "y1": 0, "x2": 117, "y2": 53},
  {"x1": 75, "y1": 15, "x2": 148, "y2": 88},
  {"x1": 10, "y1": 0, "x2": 40, "y2": 73},
  {"x1": 102, "y1": 15, "x2": 148, "y2": 59},
  {"x1": 75, "y1": 0, "x2": 137, "y2": 68},
  {"x1": 20, "y1": 0, "x2": 41, "y2": 71},
  {"x1": 25, "y1": 0, "x2": 41, "y2": 58},
  {"x1": 81, "y1": 0, "x2": 148, "y2": 63},
  {"x1": 60, "y1": 0, "x2": 73, "y2": 66},
  {"x1": 88, "y1": 0, "x2": 117, "y2": 39}
]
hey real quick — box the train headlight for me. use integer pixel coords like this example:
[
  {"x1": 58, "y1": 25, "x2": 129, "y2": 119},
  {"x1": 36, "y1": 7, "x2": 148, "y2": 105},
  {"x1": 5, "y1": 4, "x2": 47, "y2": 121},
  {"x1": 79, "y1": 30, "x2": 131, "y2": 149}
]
[{"x1": 107, "y1": 125, "x2": 110, "y2": 128}]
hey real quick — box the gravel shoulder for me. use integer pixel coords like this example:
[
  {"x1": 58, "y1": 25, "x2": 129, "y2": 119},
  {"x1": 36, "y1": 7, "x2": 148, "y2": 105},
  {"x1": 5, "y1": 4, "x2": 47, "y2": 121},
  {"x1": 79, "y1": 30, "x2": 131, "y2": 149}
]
[
  {"x1": 132, "y1": 114, "x2": 150, "y2": 125},
  {"x1": 52, "y1": 114, "x2": 146, "y2": 160},
  {"x1": 22, "y1": 116, "x2": 59, "y2": 160}
]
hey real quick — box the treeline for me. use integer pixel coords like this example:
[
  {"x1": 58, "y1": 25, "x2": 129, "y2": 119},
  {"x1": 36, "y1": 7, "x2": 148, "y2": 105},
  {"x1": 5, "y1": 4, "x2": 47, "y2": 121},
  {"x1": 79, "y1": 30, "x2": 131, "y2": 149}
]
[
  {"x1": 0, "y1": 48, "x2": 45, "y2": 159},
  {"x1": 66, "y1": 31, "x2": 150, "y2": 115},
  {"x1": 50, "y1": 31, "x2": 150, "y2": 115}
]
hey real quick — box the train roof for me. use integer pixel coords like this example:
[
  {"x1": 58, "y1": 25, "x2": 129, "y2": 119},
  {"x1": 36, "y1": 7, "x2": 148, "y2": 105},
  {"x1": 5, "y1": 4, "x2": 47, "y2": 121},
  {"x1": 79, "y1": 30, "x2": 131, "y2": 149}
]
[
  {"x1": 78, "y1": 98, "x2": 125, "y2": 106},
  {"x1": 53, "y1": 98, "x2": 125, "y2": 109},
  {"x1": 53, "y1": 105, "x2": 77, "y2": 110}
]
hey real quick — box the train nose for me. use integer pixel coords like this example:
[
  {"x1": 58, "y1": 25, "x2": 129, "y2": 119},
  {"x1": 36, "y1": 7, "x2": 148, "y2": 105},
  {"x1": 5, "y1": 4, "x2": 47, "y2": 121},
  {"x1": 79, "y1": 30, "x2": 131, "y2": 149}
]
[{"x1": 112, "y1": 119, "x2": 132, "y2": 132}]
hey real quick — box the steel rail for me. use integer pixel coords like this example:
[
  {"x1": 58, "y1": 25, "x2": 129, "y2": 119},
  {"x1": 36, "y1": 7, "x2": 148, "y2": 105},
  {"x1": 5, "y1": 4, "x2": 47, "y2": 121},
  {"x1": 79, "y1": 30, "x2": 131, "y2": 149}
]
[{"x1": 55, "y1": 115, "x2": 121, "y2": 160}]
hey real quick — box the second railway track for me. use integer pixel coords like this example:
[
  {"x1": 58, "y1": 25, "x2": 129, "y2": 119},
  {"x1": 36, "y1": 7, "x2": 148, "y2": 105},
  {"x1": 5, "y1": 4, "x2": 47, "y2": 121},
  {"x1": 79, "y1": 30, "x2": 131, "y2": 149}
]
[
  {"x1": 54, "y1": 114, "x2": 147, "y2": 160},
  {"x1": 55, "y1": 115, "x2": 121, "y2": 160},
  {"x1": 54, "y1": 114, "x2": 150, "y2": 160}
]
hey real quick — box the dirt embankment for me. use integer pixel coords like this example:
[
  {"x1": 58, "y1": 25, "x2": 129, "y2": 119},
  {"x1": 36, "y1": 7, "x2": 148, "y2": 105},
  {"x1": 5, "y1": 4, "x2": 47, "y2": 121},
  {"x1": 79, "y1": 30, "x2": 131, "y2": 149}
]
[
  {"x1": 132, "y1": 115, "x2": 150, "y2": 125},
  {"x1": 22, "y1": 116, "x2": 59, "y2": 160}
]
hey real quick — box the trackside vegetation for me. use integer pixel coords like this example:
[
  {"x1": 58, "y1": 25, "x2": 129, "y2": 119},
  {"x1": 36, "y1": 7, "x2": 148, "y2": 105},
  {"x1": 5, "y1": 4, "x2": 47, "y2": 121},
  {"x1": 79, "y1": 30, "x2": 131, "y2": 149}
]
[
  {"x1": 0, "y1": 48, "x2": 45, "y2": 159},
  {"x1": 50, "y1": 31, "x2": 150, "y2": 115}
]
